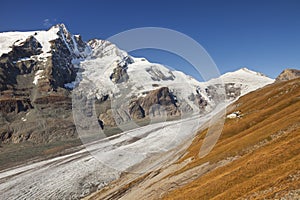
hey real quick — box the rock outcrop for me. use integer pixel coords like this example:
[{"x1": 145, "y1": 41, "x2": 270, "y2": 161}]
[
  {"x1": 110, "y1": 63, "x2": 129, "y2": 84},
  {"x1": 98, "y1": 87, "x2": 179, "y2": 127},
  {"x1": 140, "y1": 87, "x2": 178, "y2": 116},
  {"x1": 276, "y1": 68, "x2": 300, "y2": 82}
]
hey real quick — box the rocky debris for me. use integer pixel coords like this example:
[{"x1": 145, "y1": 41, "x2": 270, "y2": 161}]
[
  {"x1": 276, "y1": 189, "x2": 300, "y2": 200},
  {"x1": 205, "y1": 84, "x2": 225, "y2": 102},
  {"x1": 0, "y1": 88, "x2": 76, "y2": 144},
  {"x1": 205, "y1": 83, "x2": 242, "y2": 101},
  {"x1": 99, "y1": 109, "x2": 118, "y2": 127},
  {"x1": 276, "y1": 68, "x2": 300, "y2": 82}
]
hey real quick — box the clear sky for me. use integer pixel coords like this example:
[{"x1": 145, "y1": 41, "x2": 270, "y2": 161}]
[{"x1": 1, "y1": 0, "x2": 300, "y2": 80}]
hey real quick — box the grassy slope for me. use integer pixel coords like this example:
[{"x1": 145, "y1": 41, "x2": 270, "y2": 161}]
[{"x1": 163, "y1": 78, "x2": 300, "y2": 199}]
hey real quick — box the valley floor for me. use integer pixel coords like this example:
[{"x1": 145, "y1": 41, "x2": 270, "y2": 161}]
[{"x1": 0, "y1": 113, "x2": 210, "y2": 199}]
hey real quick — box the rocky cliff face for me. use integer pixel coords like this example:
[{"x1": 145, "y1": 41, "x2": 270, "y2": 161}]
[
  {"x1": 276, "y1": 68, "x2": 300, "y2": 82},
  {"x1": 130, "y1": 86, "x2": 179, "y2": 118},
  {"x1": 0, "y1": 24, "x2": 90, "y2": 143}
]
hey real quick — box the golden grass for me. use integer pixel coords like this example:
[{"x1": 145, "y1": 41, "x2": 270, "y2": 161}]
[
  {"x1": 164, "y1": 129, "x2": 299, "y2": 200},
  {"x1": 163, "y1": 78, "x2": 300, "y2": 199}
]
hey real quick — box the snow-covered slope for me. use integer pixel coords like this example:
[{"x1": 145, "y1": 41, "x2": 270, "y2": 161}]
[
  {"x1": 78, "y1": 44, "x2": 206, "y2": 111},
  {"x1": 75, "y1": 39, "x2": 274, "y2": 122}
]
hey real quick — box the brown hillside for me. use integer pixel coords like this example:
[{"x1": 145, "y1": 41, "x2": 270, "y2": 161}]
[
  {"x1": 86, "y1": 78, "x2": 300, "y2": 200},
  {"x1": 163, "y1": 77, "x2": 300, "y2": 199}
]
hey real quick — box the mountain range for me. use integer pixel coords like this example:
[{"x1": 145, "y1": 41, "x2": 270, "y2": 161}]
[{"x1": 0, "y1": 24, "x2": 273, "y2": 144}]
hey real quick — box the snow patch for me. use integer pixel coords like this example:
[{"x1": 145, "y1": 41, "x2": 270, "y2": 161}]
[
  {"x1": 71, "y1": 35, "x2": 80, "y2": 56},
  {"x1": 16, "y1": 57, "x2": 32, "y2": 62},
  {"x1": 33, "y1": 70, "x2": 45, "y2": 85}
]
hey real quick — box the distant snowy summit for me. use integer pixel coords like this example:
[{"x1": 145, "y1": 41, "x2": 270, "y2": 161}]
[
  {"x1": 207, "y1": 67, "x2": 274, "y2": 95},
  {"x1": 0, "y1": 24, "x2": 274, "y2": 143}
]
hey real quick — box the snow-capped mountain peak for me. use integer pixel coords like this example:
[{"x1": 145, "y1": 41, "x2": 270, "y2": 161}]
[
  {"x1": 0, "y1": 25, "x2": 274, "y2": 129},
  {"x1": 0, "y1": 24, "x2": 90, "y2": 59},
  {"x1": 206, "y1": 67, "x2": 274, "y2": 96},
  {"x1": 237, "y1": 67, "x2": 267, "y2": 77}
]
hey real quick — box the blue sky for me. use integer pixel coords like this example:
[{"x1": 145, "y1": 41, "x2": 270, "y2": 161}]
[{"x1": 1, "y1": 0, "x2": 300, "y2": 80}]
